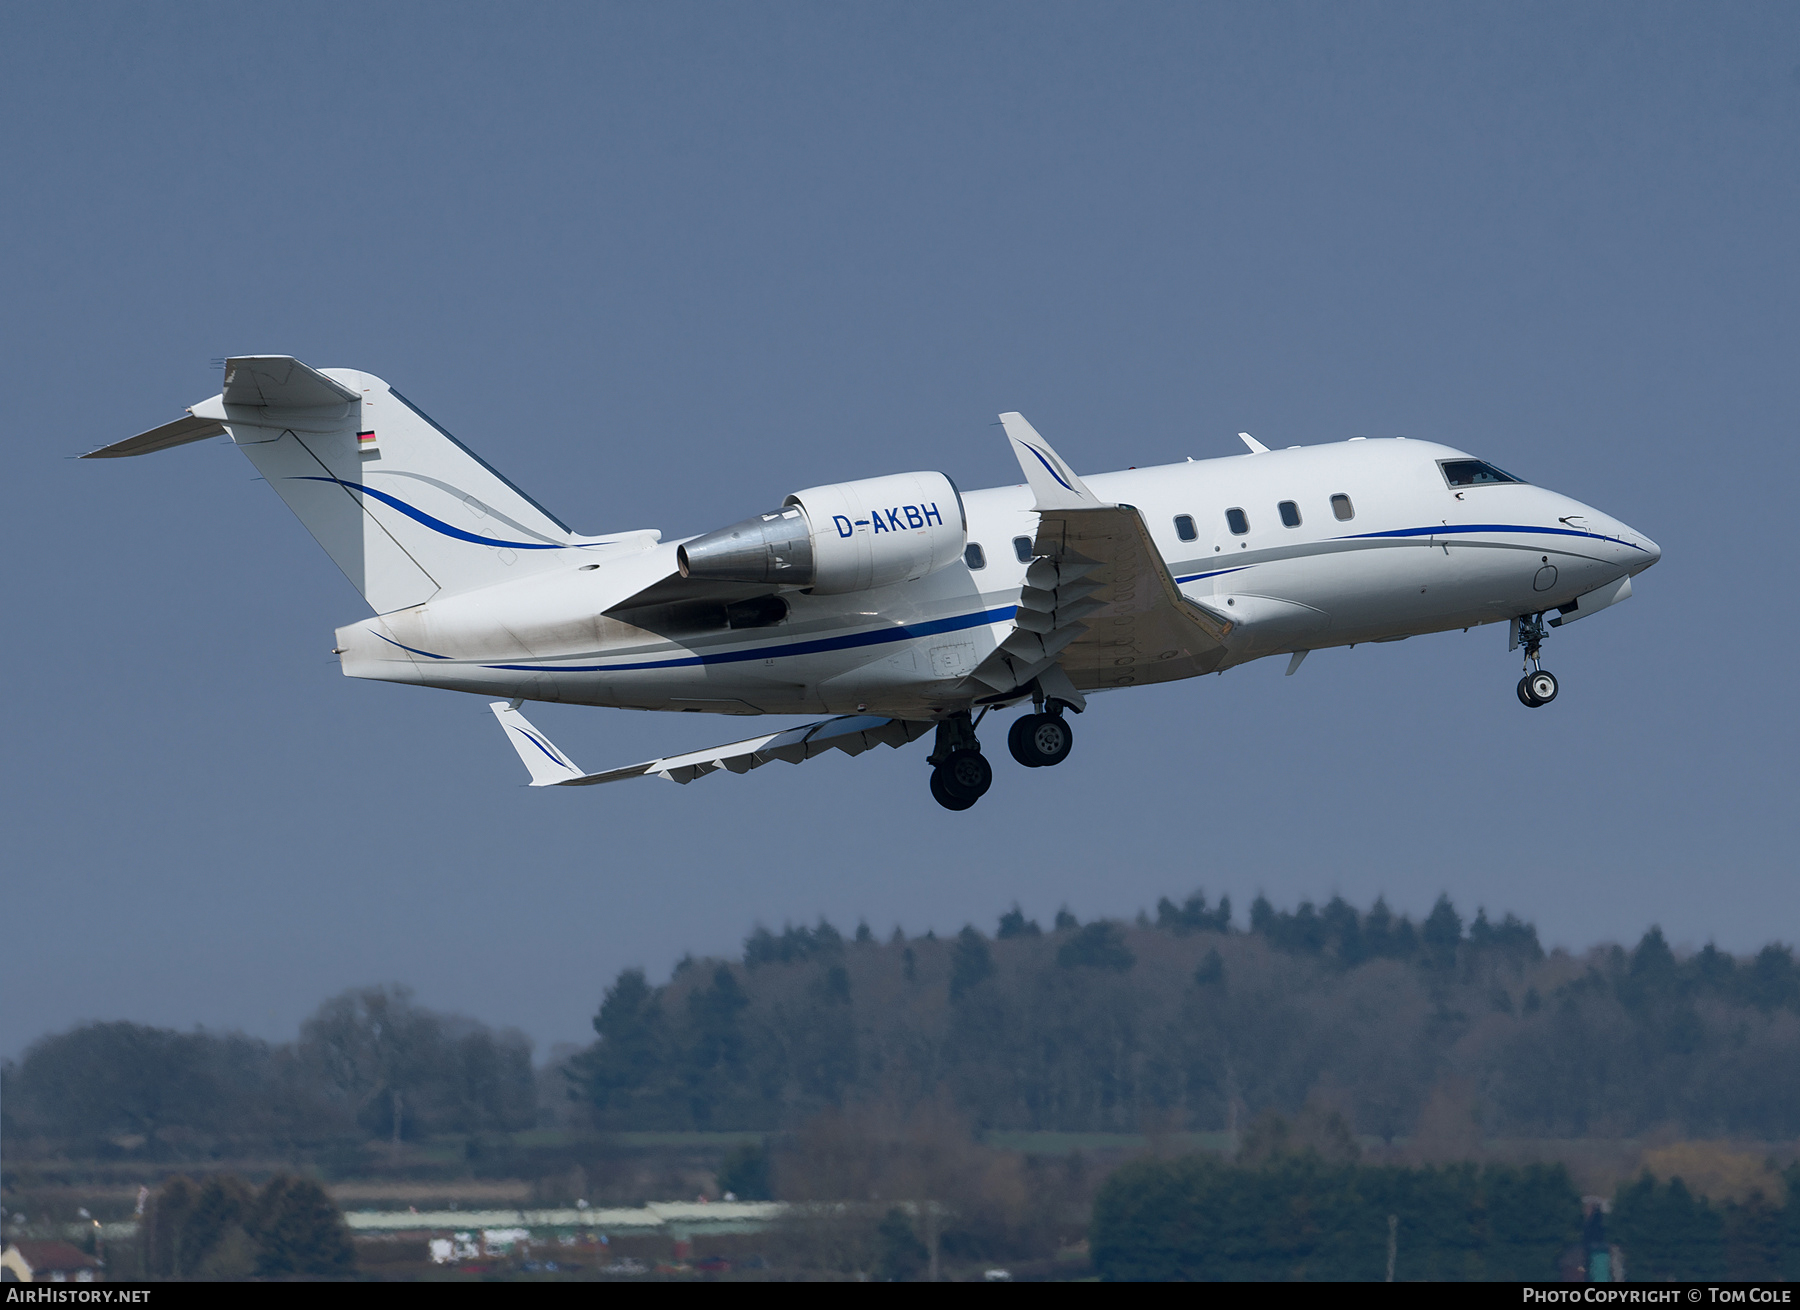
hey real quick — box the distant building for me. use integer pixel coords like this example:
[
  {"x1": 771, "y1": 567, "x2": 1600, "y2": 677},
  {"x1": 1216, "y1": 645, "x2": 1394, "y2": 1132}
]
[
  {"x1": 350, "y1": 1200, "x2": 788, "y2": 1265},
  {"x1": 1, "y1": 1241, "x2": 104, "y2": 1282}
]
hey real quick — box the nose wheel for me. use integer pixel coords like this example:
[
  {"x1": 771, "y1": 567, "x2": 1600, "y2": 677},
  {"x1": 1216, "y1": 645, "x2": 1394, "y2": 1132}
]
[
  {"x1": 1511, "y1": 612, "x2": 1559, "y2": 708},
  {"x1": 1517, "y1": 670, "x2": 1559, "y2": 707}
]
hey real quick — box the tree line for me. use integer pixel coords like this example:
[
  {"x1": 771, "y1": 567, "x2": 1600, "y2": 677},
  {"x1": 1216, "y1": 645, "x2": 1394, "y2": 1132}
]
[
  {"x1": 5, "y1": 894, "x2": 1798, "y2": 1157},
  {"x1": 1092, "y1": 1146, "x2": 1800, "y2": 1281},
  {"x1": 1, "y1": 985, "x2": 535, "y2": 1158},
  {"x1": 567, "y1": 893, "x2": 1800, "y2": 1139}
]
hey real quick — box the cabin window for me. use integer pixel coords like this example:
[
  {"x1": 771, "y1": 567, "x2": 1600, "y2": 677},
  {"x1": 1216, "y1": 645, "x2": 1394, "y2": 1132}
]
[
  {"x1": 1439, "y1": 459, "x2": 1524, "y2": 488},
  {"x1": 1225, "y1": 507, "x2": 1249, "y2": 535},
  {"x1": 1173, "y1": 514, "x2": 1197, "y2": 542},
  {"x1": 1331, "y1": 493, "x2": 1355, "y2": 521},
  {"x1": 1012, "y1": 536, "x2": 1033, "y2": 563},
  {"x1": 964, "y1": 543, "x2": 986, "y2": 570},
  {"x1": 1278, "y1": 501, "x2": 1301, "y2": 528}
]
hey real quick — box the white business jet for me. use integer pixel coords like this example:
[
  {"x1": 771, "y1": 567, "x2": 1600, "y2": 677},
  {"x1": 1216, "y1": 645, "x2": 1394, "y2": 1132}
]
[{"x1": 89, "y1": 356, "x2": 1660, "y2": 810}]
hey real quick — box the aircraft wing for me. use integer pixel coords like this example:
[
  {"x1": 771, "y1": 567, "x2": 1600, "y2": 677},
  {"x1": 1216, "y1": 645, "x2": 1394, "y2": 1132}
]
[
  {"x1": 970, "y1": 414, "x2": 1233, "y2": 698},
  {"x1": 490, "y1": 701, "x2": 932, "y2": 787}
]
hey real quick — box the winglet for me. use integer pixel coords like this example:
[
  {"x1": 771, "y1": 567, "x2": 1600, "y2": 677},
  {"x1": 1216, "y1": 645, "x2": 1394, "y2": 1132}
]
[
  {"x1": 490, "y1": 702, "x2": 587, "y2": 786},
  {"x1": 1239, "y1": 432, "x2": 1269, "y2": 454},
  {"x1": 999, "y1": 413, "x2": 1106, "y2": 511}
]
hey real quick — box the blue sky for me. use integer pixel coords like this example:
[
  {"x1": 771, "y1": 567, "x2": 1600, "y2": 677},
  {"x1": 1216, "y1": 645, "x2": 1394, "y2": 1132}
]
[{"x1": 3, "y1": 2, "x2": 1795, "y2": 1059}]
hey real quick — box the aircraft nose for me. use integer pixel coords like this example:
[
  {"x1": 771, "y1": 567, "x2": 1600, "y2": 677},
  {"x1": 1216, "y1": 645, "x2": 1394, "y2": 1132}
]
[{"x1": 1627, "y1": 527, "x2": 1661, "y2": 569}]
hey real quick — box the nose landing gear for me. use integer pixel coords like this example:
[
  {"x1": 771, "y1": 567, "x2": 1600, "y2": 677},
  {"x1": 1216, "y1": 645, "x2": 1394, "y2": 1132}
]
[
  {"x1": 1512, "y1": 612, "x2": 1559, "y2": 708},
  {"x1": 1518, "y1": 669, "x2": 1559, "y2": 707}
]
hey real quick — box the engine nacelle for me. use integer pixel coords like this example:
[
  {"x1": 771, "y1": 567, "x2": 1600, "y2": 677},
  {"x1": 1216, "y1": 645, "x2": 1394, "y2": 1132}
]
[{"x1": 677, "y1": 471, "x2": 966, "y2": 595}]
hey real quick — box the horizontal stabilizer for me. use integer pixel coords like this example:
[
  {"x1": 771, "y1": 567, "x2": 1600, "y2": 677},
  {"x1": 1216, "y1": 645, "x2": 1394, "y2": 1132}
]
[
  {"x1": 490, "y1": 702, "x2": 931, "y2": 788},
  {"x1": 222, "y1": 355, "x2": 360, "y2": 408},
  {"x1": 83, "y1": 413, "x2": 228, "y2": 459},
  {"x1": 91, "y1": 354, "x2": 604, "y2": 615}
]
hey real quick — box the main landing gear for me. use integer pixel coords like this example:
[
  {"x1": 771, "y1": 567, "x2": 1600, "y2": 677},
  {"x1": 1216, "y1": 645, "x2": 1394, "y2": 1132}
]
[
  {"x1": 928, "y1": 695, "x2": 1080, "y2": 810},
  {"x1": 1513, "y1": 612, "x2": 1559, "y2": 708},
  {"x1": 1007, "y1": 707, "x2": 1074, "y2": 769},
  {"x1": 927, "y1": 711, "x2": 993, "y2": 811}
]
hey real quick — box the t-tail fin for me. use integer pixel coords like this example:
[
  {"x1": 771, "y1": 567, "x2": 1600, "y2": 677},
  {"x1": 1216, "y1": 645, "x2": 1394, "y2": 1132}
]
[{"x1": 86, "y1": 356, "x2": 576, "y2": 613}]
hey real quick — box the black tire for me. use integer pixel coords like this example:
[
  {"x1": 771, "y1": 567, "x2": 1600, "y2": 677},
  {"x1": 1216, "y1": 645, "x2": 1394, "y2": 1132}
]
[
  {"x1": 1025, "y1": 714, "x2": 1074, "y2": 767},
  {"x1": 939, "y1": 748, "x2": 993, "y2": 801},
  {"x1": 930, "y1": 769, "x2": 976, "y2": 811},
  {"x1": 1517, "y1": 675, "x2": 1540, "y2": 707},
  {"x1": 1526, "y1": 670, "x2": 1558, "y2": 706},
  {"x1": 1008, "y1": 713, "x2": 1076, "y2": 768},
  {"x1": 1008, "y1": 715, "x2": 1043, "y2": 768}
]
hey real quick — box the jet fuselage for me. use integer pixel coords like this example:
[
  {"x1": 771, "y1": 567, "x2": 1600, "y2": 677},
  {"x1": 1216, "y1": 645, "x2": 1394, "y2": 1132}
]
[{"x1": 337, "y1": 436, "x2": 1659, "y2": 719}]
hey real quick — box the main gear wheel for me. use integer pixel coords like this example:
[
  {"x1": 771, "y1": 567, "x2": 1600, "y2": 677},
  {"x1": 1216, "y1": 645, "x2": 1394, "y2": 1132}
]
[
  {"x1": 931, "y1": 747, "x2": 993, "y2": 809},
  {"x1": 1008, "y1": 712, "x2": 1074, "y2": 768}
]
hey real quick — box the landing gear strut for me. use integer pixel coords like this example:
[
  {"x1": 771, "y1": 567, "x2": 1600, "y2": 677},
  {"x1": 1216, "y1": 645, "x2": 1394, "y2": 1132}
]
[
  {"x1": 1513, "y1": 613, "x2": 1559, "y2": 708},
  {"x1": 927, "y1": 711, "x2": 992, "y2": 810}
]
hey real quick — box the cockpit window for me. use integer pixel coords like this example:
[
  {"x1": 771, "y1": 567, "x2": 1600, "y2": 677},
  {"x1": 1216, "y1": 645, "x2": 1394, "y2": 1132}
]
[{"x1": 1439, "y1": 459, "x2": 1525, "y2": 488}]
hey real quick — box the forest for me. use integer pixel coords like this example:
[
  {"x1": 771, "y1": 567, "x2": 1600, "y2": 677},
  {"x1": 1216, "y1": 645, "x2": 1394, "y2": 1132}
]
[
  {"x1": 1091, "y1": 1153, "x2": 1800, "y2": 1281},
  {"x1": 5, "y1": 892, "x2": 1798, "y2": 1159},
  {"x1": 2, "y1": 984, "x2": 537, "y2": 1158},
  {"x1": 571, "y1": 892, "x2": 1799, "y2": 1140}
]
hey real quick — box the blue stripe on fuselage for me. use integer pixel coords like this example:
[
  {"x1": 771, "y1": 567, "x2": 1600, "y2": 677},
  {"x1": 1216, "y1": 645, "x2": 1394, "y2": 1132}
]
[
  {"x1": 479, "y1": 604, "x2": 1020, "y2": 674},
  {"x1": 1337, "y1": 522, "x2": 1648, "y2": 551},
  {"x1": 1172, "y1": 523, "x2": 1634, "y2": 585},
  {"x1": 374, "y1": 631, "x2": 452, "y2": 659},
  {"x1": 1173, "y1": 565, "x2": 1250, "y2": 585},
  {"x1": 375, "y1": 521, "x2": 1629, "y2": 674}
]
